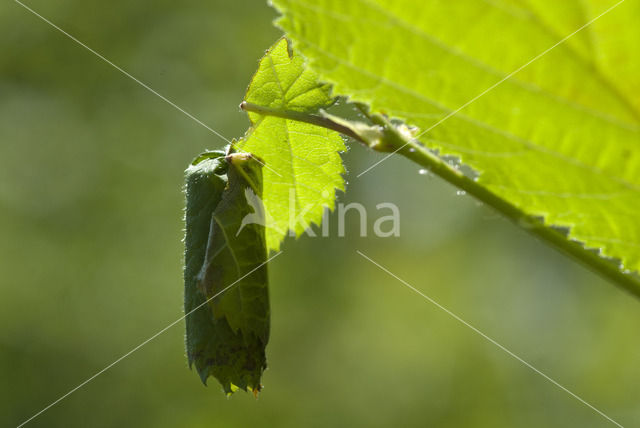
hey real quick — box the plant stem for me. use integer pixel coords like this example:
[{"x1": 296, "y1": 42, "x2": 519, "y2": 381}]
[{"x1": 242, "y1": 102, "x2": 640, "y2": 298}]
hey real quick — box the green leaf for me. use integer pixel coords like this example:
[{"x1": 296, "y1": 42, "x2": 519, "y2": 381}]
[
  {"x1": 237, "y1": 37, "x2": 346, "y2": 251},
  {"x1": 270, "y1": 0, "x2": 640, "y2": 286},
  {"x1": 184, "y1": 149, "x2": 269, "y2": 394}
]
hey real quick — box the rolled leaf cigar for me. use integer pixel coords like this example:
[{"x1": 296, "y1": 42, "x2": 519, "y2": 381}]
[{"x1": 184, "y1": 147, "x2": 269, "y2": 395}]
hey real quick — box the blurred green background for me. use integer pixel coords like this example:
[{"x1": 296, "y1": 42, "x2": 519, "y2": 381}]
[{"x1": 1, "y1": 1, "x2": 639, "y2": 427}]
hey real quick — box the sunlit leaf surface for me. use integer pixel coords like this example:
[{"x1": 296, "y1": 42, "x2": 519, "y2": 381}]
[
  {"x1": 238, "y1": 38, "x2": 346, "y2": 251},
  {"x1": 272, "y1": 0, "x2": 640, "y2": 282}
]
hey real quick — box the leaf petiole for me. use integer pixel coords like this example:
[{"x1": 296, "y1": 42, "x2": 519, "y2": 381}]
[{"x1": 241, "y1": 101, "x2": 368, "y2": 144}]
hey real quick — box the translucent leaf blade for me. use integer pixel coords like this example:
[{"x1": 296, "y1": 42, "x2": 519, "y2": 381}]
[
  {"x1": 271, "y1": 0, "x2": 640, "y2": 278},
  {"x1": 238, "y1": 38, "x2": 346, "y2": 251}
]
